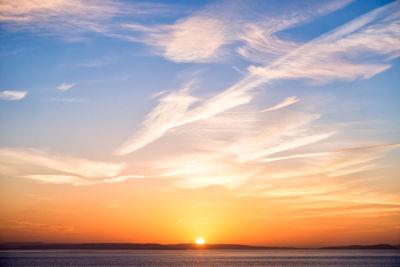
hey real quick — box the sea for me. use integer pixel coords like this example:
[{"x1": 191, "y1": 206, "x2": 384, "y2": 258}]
[{"x1": 0, "y1": 249, "x2": 399, "y2": 266}]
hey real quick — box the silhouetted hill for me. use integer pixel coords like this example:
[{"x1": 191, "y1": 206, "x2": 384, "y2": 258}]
[
  {"x1": 0, "y1": 243, "x2": 292, "y2": 250},
  {"x1": 0, "y1": 242, "x2": 398, "y2": 250},
  {"x1": 320, "y1": 244, "x2": 398, "y2": 250}
]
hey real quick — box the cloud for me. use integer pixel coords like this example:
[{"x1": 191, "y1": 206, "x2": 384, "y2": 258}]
[
  {"x1": 122, "y1": 0, "x2": 352, "y2": 63},
  {"x1": 249, "y1": 1, "x2": 400, "y2": 82},
  {"x1": 0, "y1": 148, "x2": 154, "y2": 186},
  {"x1": 0, "y1": 90, "x2": 27, "y2": 100},
  {"x1": 236, "y1": 0, "x2": 354, "y2": 63},
  {"x1": 260, "y1": 143, "x2": 400, "y2": 163},
  {"x1": 0, "y1": 0, "x2": 352, "y2": 63},
  {"x1": 57, "y1": 82, "x2": 75, "y2": 92},
  {"x1": 261, "y1": 144, "x2": 398, "y2": 180},
  {"x1": 227, "y1": 112, "x2": 334, "y2": 162},
  {"x1": 150, "y1": 90, "x2": 168, "y2": 99},
  {"x1": 122, "y1": 1, "x2": 240, "y2": 63},
  {"x1": 150, "y1": 16, "x2": 232, "y2": 63},
  {"x1": 47, "y1": 97, "x2": 87, "y2": 103},
  {"x1": 23, "y1": 174, "x2": 87, "y2": 185},
  {"x1": 0, "y1": 0, "x2": 170, "y2": 38},
  {"x1": 114, "y1": 82, "x2": 201, "y2": 155},
  {"x1": 237, "y1": 23, "x2": 298, "y2": 64},
  {"x1": 139, "y1": 109, "x2": 332, "y2": 189},
  {"x1": 99, "y1": 174, "x2": 146, "y2": 184},
  {"x1": 1, "y1": 220, "x2": 77, "y2": 233},
  {"x1": 0, "y1": 148, "x2": 125, "y2": 178},
  {"x1": 156, "y1": 152, "x2": 257, "y2": 189},
  {"x1": 261, "y1": 96, "x2": 300, "y2": 112},
  {"x1": 114, "y1": 76, "x2": 263, "y2": 155},
  {"x1": 21, "y1": 173, "x2": 145, "y2": 186},
  {"x1": 0, "y1": 0, "x2": 118, "y2": 32},
  {"x1": 116, "y1": 1, "x2": 400, "y2": 155}
]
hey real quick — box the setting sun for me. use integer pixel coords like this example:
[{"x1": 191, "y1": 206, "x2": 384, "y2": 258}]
[{"x1": 195, "y1": 238, "x2": 205, "y2": 245}]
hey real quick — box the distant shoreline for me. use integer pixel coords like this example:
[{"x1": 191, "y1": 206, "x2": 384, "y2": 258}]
[{"x1": 0, "y1": 243, "x2": 398, "y2": 250}]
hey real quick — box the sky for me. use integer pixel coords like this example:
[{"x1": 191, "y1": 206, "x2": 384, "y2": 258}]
[{"x1": 0, "y1": 0, "x2": 399, "y2": 247}]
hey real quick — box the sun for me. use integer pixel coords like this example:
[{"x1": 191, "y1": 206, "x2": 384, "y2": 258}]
[{"x1": 195, "y1": 238, "x2": 205, "y2": 245}]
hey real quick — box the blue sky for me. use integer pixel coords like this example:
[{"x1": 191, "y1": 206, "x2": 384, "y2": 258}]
[
  {"x1": 0, "y1": 0, "x2": 399, "y2": 244},
  {"x1": 1, "y1": 0, "x2": 399, "y2": 182}
]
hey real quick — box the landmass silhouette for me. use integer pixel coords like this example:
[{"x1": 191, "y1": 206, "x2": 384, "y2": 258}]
[{"x1": 0, "y1": 242, "x2": 398, "y2": 250}]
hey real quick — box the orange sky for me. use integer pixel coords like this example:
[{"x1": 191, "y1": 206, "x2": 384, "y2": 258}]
[{"x1": 1, "y1": 158, "x2": 399, "y2": 247}]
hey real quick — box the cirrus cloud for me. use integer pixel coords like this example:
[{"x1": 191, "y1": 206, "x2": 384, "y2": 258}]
[{"x1": 0, "y1": 90, "x2": 27, "y2": 100}]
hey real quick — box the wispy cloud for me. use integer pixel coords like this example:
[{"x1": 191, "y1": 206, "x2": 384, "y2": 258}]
[
  {"x1": 122, "y1": 0, "x2": 352, "y2": 63},
  {"x1": 227, "y1": 113, "x2": 334, "y2": 162},
  {"x1": 237, "y1": 0, "x2": 354, "y2": 63},
  {"x1": 0, "y1": 0, "x2": 168, "y2": 34},
  {"x1": 149, "y1": 16, "x2": 232, "y2": 63},
  {"x1": 261, "y1": 96, "x2": 300, "y2": 112},
  {"x1": 0, "y1": 147, "x2": 161, "y2": 186},
  {"x1": 0, "y1": 148, "x2": 124, "y2": 178},
  {"x1": 0, "y1": 220, "x2": 77, "y2": 233},
  {"x1": 116, "y1": 1, "x2": 400, "y2": 156},
  {"x1": 77, "y1": 56, "x2": 113, "y2": 67},
  {"x1": 114, "y1": 76, "x2": 262, "y2": 155},
  {"x1": 47, "y1": 97, "x2": 87, "y2": 103},
  {"x1": 23, "y1": 174, "x2": 87, "y2": 185},
  {"x1": 114, "y1": 82, "x2": 201, "y2": 155},
  {"x1": 22, "y1": 173, "x2": 146, "y2": 186},
  {"x1": 0, "y1": 0, "x2": 117, "y2": 33},
  {"x1": 150, "y1": 90, "x2": 168, "y2": 99},
  {"x1": 262, "y1": 144, "x2": 398, "y2": 180},
  {"x1": 122, "y1": 2, "x2": 237, "y2": 63},
  {"x1": 249, "y1": 1, "x2": 400, "y2": 82},
  {"x1": 57, "y1": 82, "x2": 75, "y2": 92},
  {"x1": 0, "y1": 90, "x2": 27, "y2": 100},
  {"x1": 260, "y1": 143, "x2": 400, "y2": 163}
]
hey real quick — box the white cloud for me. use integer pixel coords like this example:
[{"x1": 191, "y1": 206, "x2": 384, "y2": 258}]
[
  {"x1": 98, "y1": 174, "x2": 146, "y2": 184},
  {"x1": 249, "y1": 1, "x2": 400, "y2": 82},
  {"x1": 151, "y1": 16, "x2": 232, "y2": 63},
  {"x1": 0, "y1": 90, "x2": 27, "y2": 101},
  {"x1": 114, "y1": 75, "x2": 264, "y2": 155},
  {"x1": 156, "y1": 152, "x2": 257, "y2": 189},
  {"x1": 261, "y1": 96, "x2": 300, "y2": 112},
  {"x1": 260, "y1": 143, "x2": 400, "y2": 163},
  {"x1": 0, "y1": 0, "x2": 169, "y2": 37},
  {"x1": 0, "y1": 0, "x2": 118, "y2": 32},
  {"x1": 0, "y1": 148, "x2": 125, "y2": 178},
  {"x1": 57, "y1": 82, "x2": 75, "y2": 92},
  {"x1": 116, "y1": 2, "x2": 400, "y2": 155},
  {"x1": 22, "y1": 173, "x2": 146, "y2": 186},
  {"x1": 150, "y1": 90, "x2": 168, "y2": 99},
  {"x1": 123, "y1": 0, "x2": 352, "y2": 63},
  {"x1": 237, "y1": 0, "x2": 354, "y2": 63},
  {"x1": 114, "y1": 82, "x2": 201, "y2": 155},
  {"x1": 262, "y1": 146, "x2": 393, "y2": 180}
]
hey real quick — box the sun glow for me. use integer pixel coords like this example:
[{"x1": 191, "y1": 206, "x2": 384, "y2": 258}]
[{"x1": 195, "y1": 238, "x2": 205, "y2": 245}]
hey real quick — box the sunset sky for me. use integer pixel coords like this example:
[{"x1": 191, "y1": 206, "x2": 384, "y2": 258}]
[{"x1": 0, "y1": 0, "x2": 399, "y2": 247}]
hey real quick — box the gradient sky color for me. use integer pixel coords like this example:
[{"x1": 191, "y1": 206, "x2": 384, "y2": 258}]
[{"x1": 0, "y1": 0, "x2": 399, "y2": 247}]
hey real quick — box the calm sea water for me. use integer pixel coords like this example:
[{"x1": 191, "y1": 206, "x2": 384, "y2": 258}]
[{"x1": 1, "y1": 249, "x2": 399, "y2": 267}]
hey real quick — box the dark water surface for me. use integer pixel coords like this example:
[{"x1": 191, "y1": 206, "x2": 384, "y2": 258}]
[{"x1": 1, "y1": 249, "x2": 399, "y2": 266}]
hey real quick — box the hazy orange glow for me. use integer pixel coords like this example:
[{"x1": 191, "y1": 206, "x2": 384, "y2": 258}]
[{"x1": 1, "y1": 172, "x2": 399, "y2": 247}]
